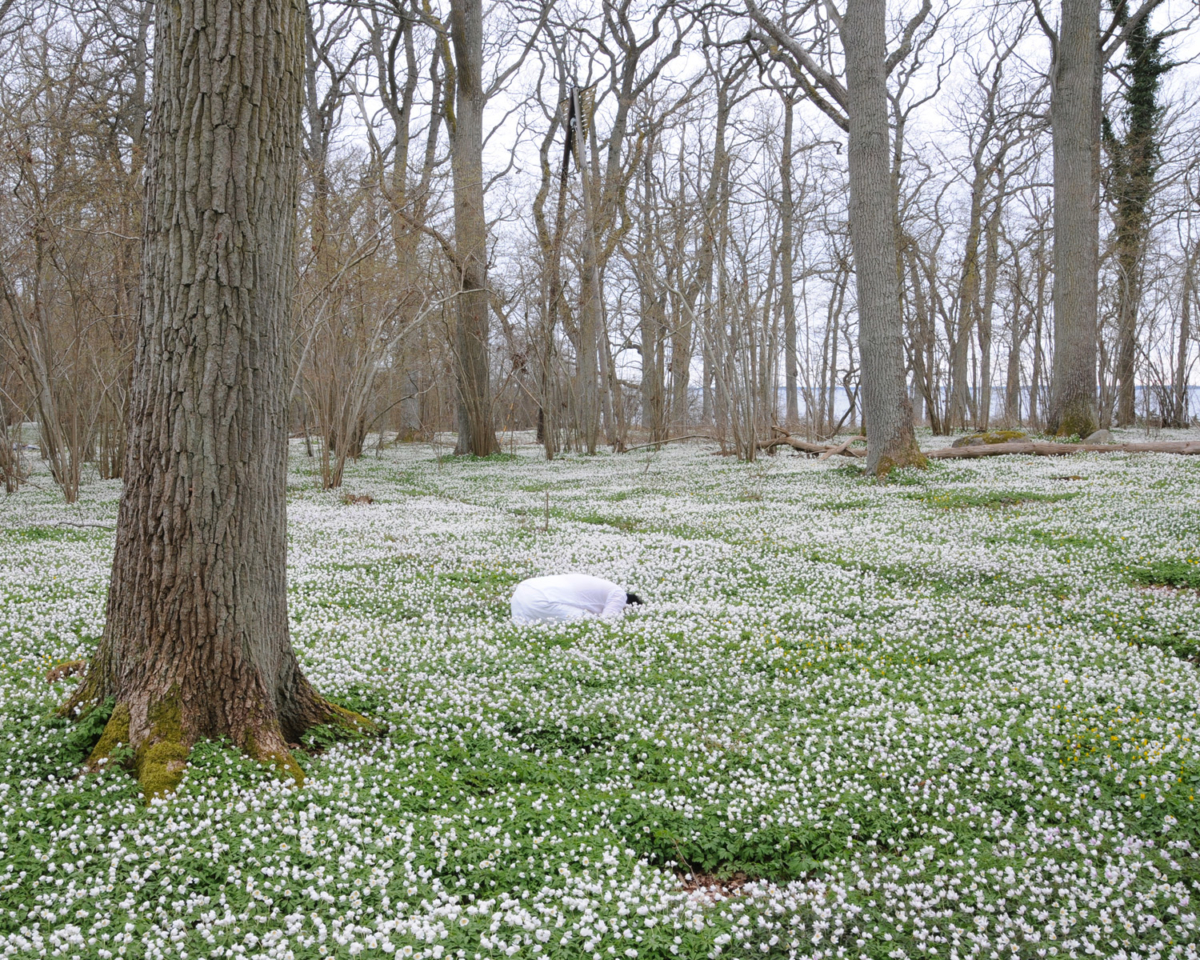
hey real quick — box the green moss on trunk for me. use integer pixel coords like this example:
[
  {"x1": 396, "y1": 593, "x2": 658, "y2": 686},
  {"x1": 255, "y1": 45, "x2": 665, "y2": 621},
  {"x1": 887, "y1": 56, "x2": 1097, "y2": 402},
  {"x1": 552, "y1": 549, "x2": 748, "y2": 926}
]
[
  {"x1": 74, "y1": 685, "x2": 373, "y2": 799},
  {"x1": 135, "y1": 692, "x2": 187, "y2": 802},
  {"x1": 136, "y1": 739, "x2": 189, "y2": 800},
  {"x1": 327, "y1": 701, "x2": 377, "y2": 733},
  {"x1": 874, "y1": 446, "x2": 928, "y2": 478},
  {"x1": 85, "y1": 702, "x2": 131, "y2": 770},
  {"x1": 243, "y1": 724, "x2": 305, "y2": 784},
  {"x1": 1052, "y1": 397, "x2": 1098, "y2": 439}
]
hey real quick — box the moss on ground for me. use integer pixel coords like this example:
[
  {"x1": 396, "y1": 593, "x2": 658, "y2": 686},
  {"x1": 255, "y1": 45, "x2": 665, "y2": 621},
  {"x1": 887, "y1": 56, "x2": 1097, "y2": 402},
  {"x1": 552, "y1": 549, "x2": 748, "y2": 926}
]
[{"x1": 951, "y1": 430, "x2": 1028, "y2": 446}]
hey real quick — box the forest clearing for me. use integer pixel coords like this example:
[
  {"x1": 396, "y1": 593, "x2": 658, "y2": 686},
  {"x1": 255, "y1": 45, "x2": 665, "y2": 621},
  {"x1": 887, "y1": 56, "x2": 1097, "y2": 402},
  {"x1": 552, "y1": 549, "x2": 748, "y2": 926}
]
[{"x1": 2, "y1": 434, "x2": 1199, "y2": 960}]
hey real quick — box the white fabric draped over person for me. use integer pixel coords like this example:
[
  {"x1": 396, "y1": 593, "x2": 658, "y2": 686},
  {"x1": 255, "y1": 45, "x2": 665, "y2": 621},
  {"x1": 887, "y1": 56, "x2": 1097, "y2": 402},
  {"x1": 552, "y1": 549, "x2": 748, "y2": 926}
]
[{"x1": 510, "y1": 574, "x2": 630, "y2": 625}]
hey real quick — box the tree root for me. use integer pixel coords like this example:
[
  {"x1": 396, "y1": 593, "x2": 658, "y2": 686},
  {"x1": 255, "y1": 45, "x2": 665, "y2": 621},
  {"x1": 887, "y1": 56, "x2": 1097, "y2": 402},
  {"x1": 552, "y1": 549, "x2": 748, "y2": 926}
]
[
  {"x1": 72, "y1": 689, "x2": 378, "y2": 803},
  {"x1": 324, "y1": 700, "x2": 377, "y2": 734},
  {"x1": 873, "y1": 447, "x2": 929, "y2": 477},
  {"x1": 136, "y1": 692, "x2": 189, "y2": 800},
  {"x1": 85, "y1": 702, "x2": 130, "y2": 772}
]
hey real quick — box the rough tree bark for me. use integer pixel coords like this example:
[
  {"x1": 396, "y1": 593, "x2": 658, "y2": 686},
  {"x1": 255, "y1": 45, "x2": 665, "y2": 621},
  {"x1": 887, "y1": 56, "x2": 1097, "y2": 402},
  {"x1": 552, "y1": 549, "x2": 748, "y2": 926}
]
[
  {"x1": 65, "y1": 0, "x2": 364, "y2": 800},
  {"x1": 1046, "y1": 0, "x2": 1101, "y2": 437},
  {"x1": 449, "y1": 0, "x2": 499, "y2": 456},
  {"x1": 844, "y1": 0, "x2": 925, "y2": 474},
  {"x1": 635, "y1": 145, "x2": 667, "y2": 444}
]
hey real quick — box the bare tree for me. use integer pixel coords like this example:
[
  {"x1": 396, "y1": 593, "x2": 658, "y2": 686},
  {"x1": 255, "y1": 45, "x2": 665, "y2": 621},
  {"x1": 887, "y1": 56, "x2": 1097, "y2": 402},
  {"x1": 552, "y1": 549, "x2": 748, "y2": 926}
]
[
  {"x1": 445, "y1": 0, "x2": 500, "y2": 455},
  {"x1": 0, "y1": 4, "x2": 148, "y2": 499},
  {"x1": 1039, "y1": 0, "x2": 1103, "y2": 435},
  {"x1": 554, "y1": 0, "x2": 690, "y2": 451},
  {"x1": 1170, "y1": 237, "x2": 1197, "y2": 425},
  {"x1": 8, "y1": 0, "x2": 1200, "y2": 488},
  {"x1": 529, "y1": 39, "x2": 573, "y2": 456},
  {"x1": 415, "y1": 0, "x2": 546, "y2": 454},
  {"x1": 944, "y1": 16, "x2": 1034, "y2": 431},
  {"x1": 776, "y1": 88, "x2": 801, "y2": 428},
  {"x1": 360, "y1": 0, "x2": 451, "y2": 445},
  {"x1": 746, "y1": 0, "x2": 933, "y2": 472}
]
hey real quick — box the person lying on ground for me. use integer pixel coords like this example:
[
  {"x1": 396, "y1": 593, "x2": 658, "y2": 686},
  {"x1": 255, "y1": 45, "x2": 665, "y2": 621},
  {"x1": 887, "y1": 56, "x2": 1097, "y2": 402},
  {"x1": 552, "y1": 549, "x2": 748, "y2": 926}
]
[{"x1": 510, "y1": 574, "x2": 643, "y2": 625}]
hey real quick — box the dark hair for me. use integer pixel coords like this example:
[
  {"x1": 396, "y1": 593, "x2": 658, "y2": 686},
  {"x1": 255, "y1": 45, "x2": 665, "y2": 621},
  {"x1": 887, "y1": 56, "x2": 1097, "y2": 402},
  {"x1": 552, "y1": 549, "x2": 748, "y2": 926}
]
[{"x1": 625, "y1": 592, "x2": 643, "y2": 606}]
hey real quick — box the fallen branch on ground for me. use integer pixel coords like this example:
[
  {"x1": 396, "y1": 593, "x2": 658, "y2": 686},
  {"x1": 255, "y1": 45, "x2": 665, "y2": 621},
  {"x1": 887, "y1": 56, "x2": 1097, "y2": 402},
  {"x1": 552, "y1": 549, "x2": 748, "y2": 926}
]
[
  {"x1": 926, "y1": 440, "x2": 1200, "y2": 459},
  {"x1": 818, "y1": 436, "x2": 865, "y2": 461},
  {"x1": 624, "y1": 435, "x2": 718, "y2": 453},
  {"x1": 758, "y1": 435, "x2": 1200, "y2": 460},
  {"x1": 757, "y1": 435, "x2": 867, "y2": 457}
]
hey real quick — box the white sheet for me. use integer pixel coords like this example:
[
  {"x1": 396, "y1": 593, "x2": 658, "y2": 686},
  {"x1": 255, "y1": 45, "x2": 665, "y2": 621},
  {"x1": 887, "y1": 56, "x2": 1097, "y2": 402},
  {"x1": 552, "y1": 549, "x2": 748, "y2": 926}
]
[{"x1": 510, "y1": 574, "x2": 628, "y2": 624}]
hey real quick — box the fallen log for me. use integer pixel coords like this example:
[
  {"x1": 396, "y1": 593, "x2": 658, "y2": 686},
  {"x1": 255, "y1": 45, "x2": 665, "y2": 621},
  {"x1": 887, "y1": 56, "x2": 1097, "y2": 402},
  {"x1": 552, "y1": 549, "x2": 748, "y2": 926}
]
[
  {"x1": 818, "y1": 436, "x2": 863, "y2": 461},
  {"x1": 624, "y1": 434, "x2": 717, "y2": 453},
  {"x1": 757, "y1": 435, "x2": 867, "y2": 457},
  {"x1": 926, "y1": 440, "x2": 1200, "y2": 459},
  {"x1": 757, "y1": 435, "x2": 1200, "y2": 460}
]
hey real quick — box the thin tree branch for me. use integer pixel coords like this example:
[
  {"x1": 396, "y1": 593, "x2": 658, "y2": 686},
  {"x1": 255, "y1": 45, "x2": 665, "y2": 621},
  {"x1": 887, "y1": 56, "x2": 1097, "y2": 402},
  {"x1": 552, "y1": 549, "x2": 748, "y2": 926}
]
[{"x1": 884, "y1": 0, "x2": 933, "y2": 75}]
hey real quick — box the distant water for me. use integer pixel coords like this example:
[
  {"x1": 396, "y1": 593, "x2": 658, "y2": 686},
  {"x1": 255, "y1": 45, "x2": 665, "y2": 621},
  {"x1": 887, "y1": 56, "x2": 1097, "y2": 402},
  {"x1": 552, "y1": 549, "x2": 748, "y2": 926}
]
[{"x1": 768, "y1": 385, "x2": 1200, "y2": 422}]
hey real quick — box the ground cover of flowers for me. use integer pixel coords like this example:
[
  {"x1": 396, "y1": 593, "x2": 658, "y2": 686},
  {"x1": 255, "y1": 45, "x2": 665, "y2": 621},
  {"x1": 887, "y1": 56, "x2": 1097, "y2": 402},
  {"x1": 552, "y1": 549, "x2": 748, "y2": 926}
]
[{"x1": 2, "y1": 433, "x2": 1200, "y2": 960}]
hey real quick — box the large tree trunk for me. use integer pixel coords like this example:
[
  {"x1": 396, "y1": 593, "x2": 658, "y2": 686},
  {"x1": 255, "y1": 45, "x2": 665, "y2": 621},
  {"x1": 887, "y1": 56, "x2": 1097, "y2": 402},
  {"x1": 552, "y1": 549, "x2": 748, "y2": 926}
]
[
  {"x1": 449, "y1": 0, "x2": 498, "y2": 456},
  {"x1": 639, "y1": 291, "x2": 666, "y2": 443},
  {"x1": 1110, "y1": 17, "x2": 1166, "y2": 426},
  {"x1": 66, "y1": 0, "x2": 356, "y2": 801},
  {"x1": 1047, "y1": 0, "x2": 1100, "y2": 437},
  {"x1": 843, "y1": 0, "x2": 924, "y2": 475}
]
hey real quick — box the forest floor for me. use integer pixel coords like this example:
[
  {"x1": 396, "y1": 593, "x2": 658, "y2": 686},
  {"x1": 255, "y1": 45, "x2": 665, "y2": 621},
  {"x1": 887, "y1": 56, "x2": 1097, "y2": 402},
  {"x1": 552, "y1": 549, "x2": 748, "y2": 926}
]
[{"x1": 2, "y1": 429, "x2": 1200, "y2": 960}]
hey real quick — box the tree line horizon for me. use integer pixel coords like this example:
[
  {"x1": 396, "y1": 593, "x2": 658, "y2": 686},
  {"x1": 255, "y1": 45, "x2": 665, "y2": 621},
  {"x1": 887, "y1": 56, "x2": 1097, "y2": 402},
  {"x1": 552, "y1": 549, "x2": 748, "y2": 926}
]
[{"x1": 2, "y1": 0, "x2": 1199, "y2": 496}]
